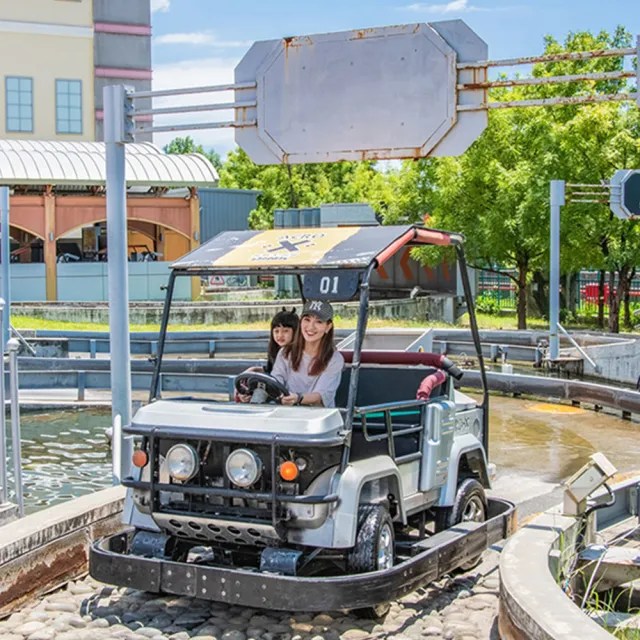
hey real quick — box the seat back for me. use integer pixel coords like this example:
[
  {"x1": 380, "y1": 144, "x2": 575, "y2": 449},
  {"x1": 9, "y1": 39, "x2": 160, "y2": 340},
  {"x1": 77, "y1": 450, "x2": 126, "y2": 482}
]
[{"x1": 335, "y1": 365, "x2": 444, "y2": 410}]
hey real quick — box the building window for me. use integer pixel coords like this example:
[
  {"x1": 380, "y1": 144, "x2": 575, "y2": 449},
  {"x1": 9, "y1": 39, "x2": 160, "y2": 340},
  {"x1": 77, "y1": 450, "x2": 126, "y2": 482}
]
[
  {"x1": 56, "y1": 79, "x2": 82, "y2": 134},
  {"x1": 5, "y1": 77, "x2": 33, "y2": 133}
]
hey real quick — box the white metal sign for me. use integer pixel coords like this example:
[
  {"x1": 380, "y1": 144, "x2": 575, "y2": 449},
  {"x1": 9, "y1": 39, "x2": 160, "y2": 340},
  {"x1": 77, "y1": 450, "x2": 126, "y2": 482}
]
[
  {"x1": 234, "y1": 20, "x2": 488, "y2": 165},
  {"x1": 610, "y1": 169, "x2": 640, "y2": 219}
]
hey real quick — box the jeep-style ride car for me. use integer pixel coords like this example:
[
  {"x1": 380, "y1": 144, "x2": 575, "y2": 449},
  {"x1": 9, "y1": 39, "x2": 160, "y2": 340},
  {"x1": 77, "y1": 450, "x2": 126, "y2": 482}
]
[{"x1": 91, "y1": 225, "x2": 514, "y2": 616}]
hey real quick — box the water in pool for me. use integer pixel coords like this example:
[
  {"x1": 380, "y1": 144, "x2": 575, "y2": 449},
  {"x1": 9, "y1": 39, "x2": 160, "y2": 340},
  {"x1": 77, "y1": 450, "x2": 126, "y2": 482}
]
[
  {"x1": 7, "y1": 408, "x2": 112, "y2": 514},
  {"x1": 5, "y1": 397, "x2": 640, "y2": 515}
]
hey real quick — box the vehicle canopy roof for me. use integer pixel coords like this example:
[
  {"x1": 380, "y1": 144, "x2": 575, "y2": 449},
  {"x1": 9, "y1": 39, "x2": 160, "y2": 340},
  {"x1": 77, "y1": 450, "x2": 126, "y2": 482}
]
[{"x1": 171, "y1": 225, "x2": 462, "y2": 274}]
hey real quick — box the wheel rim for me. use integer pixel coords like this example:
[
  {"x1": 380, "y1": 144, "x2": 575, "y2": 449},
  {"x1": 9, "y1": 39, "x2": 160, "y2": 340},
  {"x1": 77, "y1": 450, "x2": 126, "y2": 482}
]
[
  {"x1": 377, "y1": 523, "x2": 393, "y2": 571},
  {"x1": 462, "y1": 496, "x2": 485, "y2": 523}
]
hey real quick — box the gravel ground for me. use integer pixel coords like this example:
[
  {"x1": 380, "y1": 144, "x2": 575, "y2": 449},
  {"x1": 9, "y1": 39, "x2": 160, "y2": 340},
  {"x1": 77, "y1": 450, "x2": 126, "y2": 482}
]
[{"x1": 0, "y1": 552, "x2": 501, "y2": 640}]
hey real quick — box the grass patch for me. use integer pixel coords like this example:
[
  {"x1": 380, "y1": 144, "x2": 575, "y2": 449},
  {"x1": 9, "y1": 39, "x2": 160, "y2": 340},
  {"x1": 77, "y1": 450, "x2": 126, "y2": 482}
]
[{"x1": 11, "y1": 311, "x2": 630, "y2": 334}]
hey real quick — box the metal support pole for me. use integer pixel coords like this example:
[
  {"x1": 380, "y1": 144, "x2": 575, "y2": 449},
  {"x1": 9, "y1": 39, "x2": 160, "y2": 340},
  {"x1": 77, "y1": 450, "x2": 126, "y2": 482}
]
[
  {"x1": 550, "y1": 180, "x2": 565, "y2": 361},
  {"x1": 0, "y1": 188, "x2": 10, "y2": 350},
  {"x1": 8, "y1": 339, "x2": 23, "y2": 517},
  {"x1": 112, "y1": 414, "x2": 122, "y2": 486},
  {"x1": 0, "y1": 301, "x2": 6, "y2": 505},
  {"x1": 104, "y1": 85, "x2": 133, "y2": 479}
]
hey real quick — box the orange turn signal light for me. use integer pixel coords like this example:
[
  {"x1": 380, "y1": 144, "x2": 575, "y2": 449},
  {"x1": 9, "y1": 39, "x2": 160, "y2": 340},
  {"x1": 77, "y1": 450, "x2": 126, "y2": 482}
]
[
  {"x1": 132, "y1": 450, "x2": 148, "y2": 468},
  {"x1": 279, "y1": 460, "x2": 299, "y2": 482}
]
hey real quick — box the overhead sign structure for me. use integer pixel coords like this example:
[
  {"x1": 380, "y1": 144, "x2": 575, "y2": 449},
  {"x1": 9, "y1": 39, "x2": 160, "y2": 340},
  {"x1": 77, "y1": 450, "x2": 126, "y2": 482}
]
[
  {"x1": 610, "y1": 170, "x2": 640, "y2": 219},
  {"x1": 234, "y1": 21, "x2": 488, "y2": 165}
]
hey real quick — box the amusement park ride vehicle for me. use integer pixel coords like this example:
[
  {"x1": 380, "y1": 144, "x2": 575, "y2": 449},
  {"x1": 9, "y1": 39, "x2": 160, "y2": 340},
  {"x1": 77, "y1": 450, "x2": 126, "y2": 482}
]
[{"x1": 90, "y1": 225, "x2": 515, "y2": 617}]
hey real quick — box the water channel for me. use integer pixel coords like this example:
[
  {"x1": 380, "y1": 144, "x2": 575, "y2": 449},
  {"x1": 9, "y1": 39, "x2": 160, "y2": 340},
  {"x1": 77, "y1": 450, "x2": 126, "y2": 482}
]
[{"x1": 6, "y1": 395, "x2": 639, "y2": 515}]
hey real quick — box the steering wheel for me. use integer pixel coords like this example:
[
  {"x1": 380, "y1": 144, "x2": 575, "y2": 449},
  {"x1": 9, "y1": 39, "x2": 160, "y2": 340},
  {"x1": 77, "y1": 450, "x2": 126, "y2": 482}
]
[{"x1": 234, "y1": 372, "x2": 290, "y2": 403}]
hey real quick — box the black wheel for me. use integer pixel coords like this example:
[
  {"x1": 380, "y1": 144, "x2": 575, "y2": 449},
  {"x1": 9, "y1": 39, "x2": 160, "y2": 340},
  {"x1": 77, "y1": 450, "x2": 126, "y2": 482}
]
[
  {"x1": 347, "y1": 504, "x2": 395, "y2": 619},
  {"x1": 434, "y1": 478, "x2": 487, "y2": 570}
]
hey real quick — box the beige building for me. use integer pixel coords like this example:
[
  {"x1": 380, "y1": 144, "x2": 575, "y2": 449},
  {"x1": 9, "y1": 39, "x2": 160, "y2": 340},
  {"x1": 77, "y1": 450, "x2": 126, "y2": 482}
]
[{"x1": 0, "y1": 0, "x2": 152, "y2": 142}]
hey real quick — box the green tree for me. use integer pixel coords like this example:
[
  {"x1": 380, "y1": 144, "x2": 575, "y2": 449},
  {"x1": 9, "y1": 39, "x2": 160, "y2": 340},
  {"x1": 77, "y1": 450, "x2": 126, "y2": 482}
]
[
  {"x1": 397, "y1": 26, "x2": 638, "y2": 331},
  {"x1": 163, "y1": 136, "x2": 223, "y2": 172},
  {"x1": 219, "y1": 148, "x2": 393, "y2": 229}
]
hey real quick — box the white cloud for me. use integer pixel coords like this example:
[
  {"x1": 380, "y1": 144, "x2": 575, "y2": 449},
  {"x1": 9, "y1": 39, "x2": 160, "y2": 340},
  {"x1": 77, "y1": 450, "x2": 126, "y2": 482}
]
[
  {"x1": 154, "y1": 32, "x2": 252, "y2": 48},
  {"x1": 151, "y1": 0, "x2": 170, "y2": 13},
  {"x1": 404, "y1": 0, "x2": 488, "y2": 13},
  {"x1": 150, "y1": 56, "x2": 245, "y2": 157}
]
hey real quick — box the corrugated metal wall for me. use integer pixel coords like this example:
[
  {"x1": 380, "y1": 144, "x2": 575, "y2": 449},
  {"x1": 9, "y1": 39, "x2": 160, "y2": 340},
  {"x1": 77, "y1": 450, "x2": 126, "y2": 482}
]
[{"x1": 199, "y1": 188, "x2": 261, "y2": 242}]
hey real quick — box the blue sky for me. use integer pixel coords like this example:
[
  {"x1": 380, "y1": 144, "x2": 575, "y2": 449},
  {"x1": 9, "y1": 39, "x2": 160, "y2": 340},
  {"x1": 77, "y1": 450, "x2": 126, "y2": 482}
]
[{"x1": 148, "y1": 0, "x2": 640, "y2": 155}]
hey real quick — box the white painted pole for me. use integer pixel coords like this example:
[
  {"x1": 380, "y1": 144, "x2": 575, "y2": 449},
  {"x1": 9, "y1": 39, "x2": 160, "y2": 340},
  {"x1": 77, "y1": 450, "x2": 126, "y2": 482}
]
[
  {"x1": 0, "y1": 187, "x2": 10, "y2": 350},
  {"x1": 112, "y1": 414, "x2": 122, "y2": 486},
  {"x1": 104, "y1": 85, "x2": 133, "y2": 479},
  {"x1": 0, "y1": 300, "x2": 6, "y2": 505},
  {"x1": 7, "y1": 339, "x2": 23, "y2": 517},
  {"x1": 549, "y1": 180, "x2": 565, "y2": 361}
]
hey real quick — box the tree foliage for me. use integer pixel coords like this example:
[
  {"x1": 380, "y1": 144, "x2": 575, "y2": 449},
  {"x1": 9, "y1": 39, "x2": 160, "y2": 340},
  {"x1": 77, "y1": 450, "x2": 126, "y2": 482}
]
[
  {"x1": 163, "y1": 136, "x2": 223, "y2": 172},
  {"x1": 218, "y1": 148, "x2": 392, "y2": 229}
]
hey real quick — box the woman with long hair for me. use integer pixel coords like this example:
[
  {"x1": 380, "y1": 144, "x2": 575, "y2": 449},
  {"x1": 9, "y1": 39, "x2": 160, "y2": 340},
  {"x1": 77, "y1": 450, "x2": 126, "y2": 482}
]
[{"x1": 271, "y1": 300, "x2": 344, "y2": 407}]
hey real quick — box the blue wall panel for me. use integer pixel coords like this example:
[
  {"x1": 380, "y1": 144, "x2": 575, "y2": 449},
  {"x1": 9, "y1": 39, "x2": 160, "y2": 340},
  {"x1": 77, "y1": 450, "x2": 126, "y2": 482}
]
[{"x1": 199, "y1": 188, "x2": 260, "y2": 242}]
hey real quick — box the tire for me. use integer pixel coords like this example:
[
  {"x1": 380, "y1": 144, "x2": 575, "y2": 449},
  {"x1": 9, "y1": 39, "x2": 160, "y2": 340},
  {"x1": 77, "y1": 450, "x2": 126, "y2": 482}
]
[
  {"x1": 434, "y1": 478, "x2": 487, "y2": 571},
  {"x1": 347, "y1": 504, "x2": 395, "y2": 619}
]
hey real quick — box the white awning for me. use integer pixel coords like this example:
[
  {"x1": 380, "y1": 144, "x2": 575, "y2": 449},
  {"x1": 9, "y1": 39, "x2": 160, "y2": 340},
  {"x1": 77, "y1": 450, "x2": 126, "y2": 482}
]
[{"x1": 0, "y1": 140, "x2": 219, "y2": 187}]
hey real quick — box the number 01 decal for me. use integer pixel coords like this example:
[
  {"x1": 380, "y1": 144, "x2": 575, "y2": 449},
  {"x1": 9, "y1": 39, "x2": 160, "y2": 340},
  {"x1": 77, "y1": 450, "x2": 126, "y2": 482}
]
[{"x1": 303, "y1": 270, "x2": 360, "y2": 301}]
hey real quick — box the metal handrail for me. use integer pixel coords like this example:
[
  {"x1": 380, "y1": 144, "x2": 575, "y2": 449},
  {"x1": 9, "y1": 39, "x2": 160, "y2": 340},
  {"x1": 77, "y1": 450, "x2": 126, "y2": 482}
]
[
  {"x1": 558, "y1": 322, "x2": 601, "y2": 372},
  {"x1": 10, "y1": 325, "x2": 36, "y2": 357}
]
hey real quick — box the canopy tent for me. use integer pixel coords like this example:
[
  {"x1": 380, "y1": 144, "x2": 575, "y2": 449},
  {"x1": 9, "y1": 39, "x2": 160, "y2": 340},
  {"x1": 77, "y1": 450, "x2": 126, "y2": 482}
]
[{"x1": 171, "y1": 225, "x2": 463, "y2": 272}]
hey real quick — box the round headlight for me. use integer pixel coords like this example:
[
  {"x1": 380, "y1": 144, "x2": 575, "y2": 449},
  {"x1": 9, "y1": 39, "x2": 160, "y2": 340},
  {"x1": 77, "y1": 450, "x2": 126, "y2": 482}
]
[
  {"x1": 225, "y1": 448, "x2": 262, "y2": 488},
  {"x1": 166, "y1": 444, "x2": 198, "y2": 482}
]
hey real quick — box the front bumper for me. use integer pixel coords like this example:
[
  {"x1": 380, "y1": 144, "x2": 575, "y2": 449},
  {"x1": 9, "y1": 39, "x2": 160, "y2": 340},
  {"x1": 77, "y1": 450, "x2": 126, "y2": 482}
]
[{"x1": 90, "y1": 498, "x2": 516, "y2": 611}]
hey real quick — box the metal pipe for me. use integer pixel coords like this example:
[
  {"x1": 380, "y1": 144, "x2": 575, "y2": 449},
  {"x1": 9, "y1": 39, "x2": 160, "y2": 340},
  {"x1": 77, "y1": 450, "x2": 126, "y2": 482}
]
[
  {"x1": 104, "y1": 85, "x2": 133, "y2": 477},
  {"x1": 457, "y1": 46, "x2": 636, "y2": 69},
  {"x1": 456, "y1": 245, "x2": 490, "y2": 457},
  {"x1": 0, "y1": 187, "x2": 10, "y2": 350},
  {"x1": 557, "y1": 322, "x2": 601, "y2": 372},
  {"x1": 112, "y1": 414, "x2": 122, "y2": 486},
  {"x1": 149, "y1": 272, "x2": 176, "y2": 402},
  {"x1": 136, "y1": 120, "x2": 256, "y2": 134},
  {"x1": 457, "y1": 69, "x2": 635, "y2": 90},
  {"x1": 11, "y1": 325, "x2": 36, "y2": 356},
  {"x1": 549, "y1": 180, "x2": 565, "y2": 361},
  {"x1": 135, "y1": 100, "x2": 257, "y2": 117},
  {"x1": 566, "y1": 183, "x2": 611, "y2": 188},
  {"x1": 7, "y1": 339, "x2": 23, "y2": 517},
  {"x1": 342, "y1": 262, "x2": 375, "y2": 470},
  {"x1": 0, "y1": 301, "x2": 6, "y2": 505},
  {"x1": 132, "y1": 81, "x2": 257, "y2": 100},
  {"x1": 458, "y1": 92, "x2": 638, "y2": 111}
]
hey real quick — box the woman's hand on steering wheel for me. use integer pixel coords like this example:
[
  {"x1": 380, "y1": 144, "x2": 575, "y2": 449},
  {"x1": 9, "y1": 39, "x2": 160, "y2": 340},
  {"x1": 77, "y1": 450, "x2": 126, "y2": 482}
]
[
  {"x1": 280, "y1": 392, "x2": 301, "y2": 406},
  {"x1": 234, "y1": 372, "x2": 290, "y2": 403}
]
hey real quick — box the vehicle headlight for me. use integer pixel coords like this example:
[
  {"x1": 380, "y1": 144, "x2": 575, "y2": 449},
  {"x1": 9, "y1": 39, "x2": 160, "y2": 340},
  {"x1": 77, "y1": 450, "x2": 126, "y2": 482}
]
[
  {"x1": 225, "y1": 448, "x2": 262, "y2": 488},
  {"x1": 166, "y1": 444, "x2": 198, "y2": 482}
]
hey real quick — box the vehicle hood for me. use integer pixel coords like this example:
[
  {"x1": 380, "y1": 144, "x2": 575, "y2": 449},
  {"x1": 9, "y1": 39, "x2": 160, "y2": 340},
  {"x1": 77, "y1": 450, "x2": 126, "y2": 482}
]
[{"x1": 132, "y1": 399, "x2": 345, "y2": 438}]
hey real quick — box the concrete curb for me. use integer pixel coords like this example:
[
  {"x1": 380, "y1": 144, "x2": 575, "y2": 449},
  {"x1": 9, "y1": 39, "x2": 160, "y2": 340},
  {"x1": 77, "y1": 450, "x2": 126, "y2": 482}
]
[
  {"x1": 0, "y1": 486, "x2": 125, "y2": 616},
  {"x1": 498, "y1": 478, "x2": 640, "y2": 639}
]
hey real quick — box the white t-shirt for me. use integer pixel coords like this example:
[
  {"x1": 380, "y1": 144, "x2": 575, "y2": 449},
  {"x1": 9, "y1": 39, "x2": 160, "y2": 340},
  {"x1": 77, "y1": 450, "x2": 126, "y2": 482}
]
[{"x1": 271, "y1": 349, "x2": 345, "y2": 408}]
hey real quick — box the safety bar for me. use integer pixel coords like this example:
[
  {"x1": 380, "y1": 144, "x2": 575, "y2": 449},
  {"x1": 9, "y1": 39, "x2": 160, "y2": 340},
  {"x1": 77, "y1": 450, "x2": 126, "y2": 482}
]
[
  {"x1": 356, "y1": 401, "x2": 426, "y2": 463},
  {"x1": 123, "y1": 478, "x2": 339, "y2": 505},
  {"x1": 557, "y1": 322, "x2": 601, "y2": 372}
]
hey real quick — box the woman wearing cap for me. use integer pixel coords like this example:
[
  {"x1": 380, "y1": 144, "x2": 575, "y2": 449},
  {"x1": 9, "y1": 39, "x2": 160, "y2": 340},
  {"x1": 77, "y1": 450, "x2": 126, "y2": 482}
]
[{"x1": 270, "y1": 300, "x2": 344, "y2": 408}]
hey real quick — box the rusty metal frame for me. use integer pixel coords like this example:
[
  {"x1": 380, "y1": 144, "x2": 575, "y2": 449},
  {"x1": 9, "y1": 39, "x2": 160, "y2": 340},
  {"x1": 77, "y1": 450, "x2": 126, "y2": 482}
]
[{"x1": 457, "y1": 42, "x2": 639, "y2": 111}]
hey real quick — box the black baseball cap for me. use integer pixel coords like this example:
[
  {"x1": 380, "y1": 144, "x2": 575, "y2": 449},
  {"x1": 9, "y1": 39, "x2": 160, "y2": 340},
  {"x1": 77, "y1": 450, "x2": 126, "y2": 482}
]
[{"x1": 301, "y1": 300, "x2": 334, "y2": 322}]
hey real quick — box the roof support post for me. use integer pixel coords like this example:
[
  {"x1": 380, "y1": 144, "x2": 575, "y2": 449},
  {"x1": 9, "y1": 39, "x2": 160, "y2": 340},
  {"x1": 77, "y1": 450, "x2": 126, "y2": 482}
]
[
  {"x1": 44, "y1": 188, "x2": 57, "y2": 302},
  {"x1": 104, "y1": 84, "x2": 133, "y2": 484}
]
